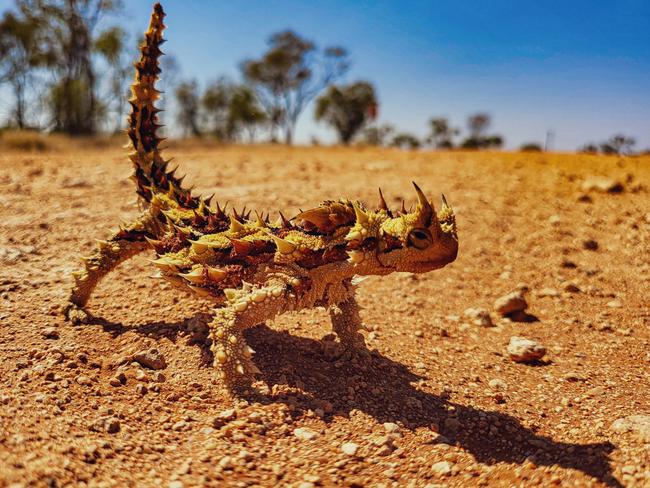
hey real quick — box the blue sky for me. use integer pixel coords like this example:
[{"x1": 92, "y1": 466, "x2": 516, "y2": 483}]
[{"x1": 1, "y1": 0, "x2": 649, "y2": 150}]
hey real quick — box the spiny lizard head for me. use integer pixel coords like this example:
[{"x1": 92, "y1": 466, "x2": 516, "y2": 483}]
[{"x1": 339, "y1": 182, "x2": 458, "y2": 275}]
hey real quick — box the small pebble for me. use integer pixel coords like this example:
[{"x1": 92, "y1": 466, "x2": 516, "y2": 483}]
[
  {"x1": 293, "y1": 428, "x2": 318, "y2": 441},
  {"x1": 507, "y1": 336, "x2": 546, "y2": 363},
  {"x1": 341, "y1": 442, "x2": 359, "y2": 456}
]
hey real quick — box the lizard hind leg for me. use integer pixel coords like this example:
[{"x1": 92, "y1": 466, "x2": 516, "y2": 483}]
[{"x1": 209, "y1": 307, "x2": 261, "y2": 393}]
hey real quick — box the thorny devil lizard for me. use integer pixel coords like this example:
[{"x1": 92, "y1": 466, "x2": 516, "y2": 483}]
[{"x1": 64, "y1": 3, "x2": 459, "y2": 393}]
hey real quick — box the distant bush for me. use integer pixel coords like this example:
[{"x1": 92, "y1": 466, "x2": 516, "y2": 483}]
[
  {"x1": 359, "y1": 124, "x2": 395, "y2": 146},
  {"x1": 579, "y1": 143, "x2": 598, "y2": 154},
  {"x1": 520, "y1": 142, "x2": 542, "y2": 152},
  {"x1": 579, "y1": 135, "x2": 636, "y2": 155},
  {"x1": 0, "y1": 130, "x2": 50, "y2": 151},
  {"x1": 390, "y1": 133, "x2": 421, "y2": 150}
]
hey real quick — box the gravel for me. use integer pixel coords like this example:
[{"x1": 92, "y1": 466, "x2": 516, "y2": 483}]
[
  {"x1": 463, "y1": 307, "x2": 494, "y2": 327},
  {"x1": 213, "y1": 408, "x2": 237, "y2": 428},
  {"x1": 132, "y1": 348, "x2": 167, "y2": 370},
  {"x1": 494, "y1": 290, "x2": 528, "y2": 316},
  {"x1": 42, "y1": 326, "x2": 60, "y2": 339}
]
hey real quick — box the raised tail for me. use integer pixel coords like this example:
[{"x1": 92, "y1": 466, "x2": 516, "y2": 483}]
[{"x1": 128, "y1": 2, "x2": 196, "y2": 209}]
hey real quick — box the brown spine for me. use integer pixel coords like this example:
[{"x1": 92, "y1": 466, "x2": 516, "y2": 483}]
[{"x1": 128, "y1": 3, "x2": 196, "y2": 208}]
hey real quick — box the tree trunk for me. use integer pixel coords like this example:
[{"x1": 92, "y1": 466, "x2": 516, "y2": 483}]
[{"x1": 12, "y1": 79, "x2": 26, "y2": 129}]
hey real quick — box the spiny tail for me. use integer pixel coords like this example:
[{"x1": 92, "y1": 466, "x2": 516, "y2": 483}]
[{"x1": 128, "y1": 2, "x2": 196, "y2": 209}]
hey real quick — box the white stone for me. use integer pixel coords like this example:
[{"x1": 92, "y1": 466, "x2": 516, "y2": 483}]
[
  {"x1": 293, "y1": 427, "x2": 318, "y2": 441},
  {"x1": 431, "y1": 461, "x2": 453, "y2": 475},
  {"x1": 341, "y1": 442, "x2": 359, "y2": 456},
  {"x1": 507, "y1": 336, "x2": 546, "y2": 363}
]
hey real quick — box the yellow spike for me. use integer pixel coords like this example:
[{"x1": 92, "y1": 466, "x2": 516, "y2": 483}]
[
  {"x1": 172, "y1": 223, "x2": 191, "y2": 236},
  {"x1": 224, "y1": 288, "x2": 237, "y2": 300},
  {"x1": 236, "y1": 364, "x2": 245, "y2": 375},
  {"x1": 189, "y1": 240, "x2": 219, "y2": 254},
  {"x1": 345, "y1": 230, "x2": 363, "y2": 242},
  {"x1": 180, "y1": 268, "x2": 205, "y2": 284},
  {"x1": 353, "y1": 202, "x2": 369, "y2": 225},
  {"x1": 164, "y1": 274, "x2": 187, "y2": 287},
  {"x1": 145, "y1": 236, "x2": 162, "y2": 248},
  {"x1": 348, "y1": 250, "x2": 365, "y2": 264},
  {"x1": 268, "y1": 233, "x2": 296, "y2": 255},
  {"x1": 150, "y1": 257, "x2": 182, "y2": 271},
  {"x1": 188, "y1": 285, "x2": 212, "y2": 297},
  {"x1": 207, "y1": 267, "x2": 227, "y2": 282},
  {"x1": 95, "y1": 239, "x2": 110, "y2": 249},
  {"x1": 254, "y1": 211, "x2": 267, "y2": 228},
  {"x1": 229, "y1": 215, "x2": 245, "y2": 233}
]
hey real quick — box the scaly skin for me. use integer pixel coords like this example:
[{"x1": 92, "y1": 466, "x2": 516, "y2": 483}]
[{"x1": 65, "y1": 3, "x2": 459, "y2": 393}]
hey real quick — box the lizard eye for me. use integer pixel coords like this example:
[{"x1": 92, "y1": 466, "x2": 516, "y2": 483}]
[{"x1": 408, "y1": 228, "x2": 432, "y2": 249}]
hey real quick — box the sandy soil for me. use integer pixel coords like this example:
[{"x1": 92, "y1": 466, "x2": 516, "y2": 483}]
[{"x1": 0, "y1": 144, "x2": 649, "y2": 487}]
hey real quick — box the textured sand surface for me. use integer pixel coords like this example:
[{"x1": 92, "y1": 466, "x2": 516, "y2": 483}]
[{"x1": 0, "y1": 145, "x2": 648, "y2": 487}]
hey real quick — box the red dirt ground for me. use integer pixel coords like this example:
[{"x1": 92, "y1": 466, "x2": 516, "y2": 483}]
[{"x1": 1, "y1": 144, "x2": 648, "y2": 487}]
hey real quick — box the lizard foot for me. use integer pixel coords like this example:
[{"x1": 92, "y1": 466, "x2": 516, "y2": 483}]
[{"x1": 64, "y1": 303, "x2": 93, "y2": 325}]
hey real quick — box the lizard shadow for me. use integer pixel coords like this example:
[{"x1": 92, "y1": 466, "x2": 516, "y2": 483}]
[
  {"x1": 87, "y1": 316, "x2": 620, "y2": 487},
  {"x1": 89, "y1": 313, "x2": 216, "y2": 366},
  {"x1": 243, "y1": 324, "x2": 621, "y2": 488}
]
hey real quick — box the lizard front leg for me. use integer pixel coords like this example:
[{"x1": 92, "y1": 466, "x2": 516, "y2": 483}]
[
  {"x1": 329, "y1": 291, "x2": 367, "y2": 352},
  {"x1": 65, "y1": 213, "x2": 155, "y2": 323},
  {"x1": 208, "y1": 282, "x2": 289, "y2": 393}
]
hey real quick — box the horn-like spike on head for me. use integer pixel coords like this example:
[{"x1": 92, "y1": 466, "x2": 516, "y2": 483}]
[
  {"x1": 412, "y1": 181, "x2": 434, "y2": 224},
  {"x1": 441, "y1": 193, "x2": 450, "y2": 210},
  {"x1": 377, "y1": 187, "x2": 389, "y2": 213},
  {"x1": 229, "y1": 215, "x2": 245, "y2": 233}
]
